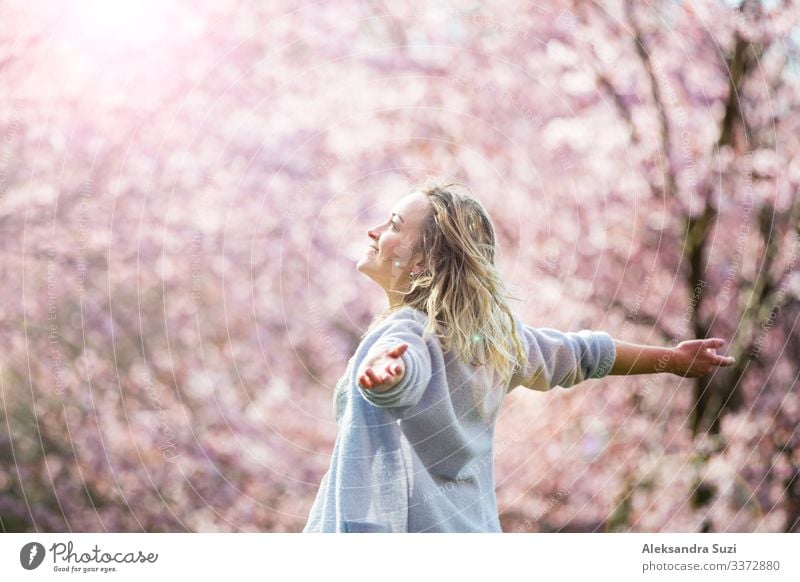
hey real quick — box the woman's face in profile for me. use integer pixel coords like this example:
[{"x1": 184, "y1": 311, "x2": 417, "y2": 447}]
[{"x1": 357, "y1": 190, "x2": 429, "y2": 293}]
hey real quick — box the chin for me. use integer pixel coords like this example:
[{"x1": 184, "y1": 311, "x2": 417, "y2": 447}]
[
  {"x1": 356, "y1": 262, "x2": 372, "y2": 278},
  {"x1": 356, "y1": 266, "x2": 382, "y2": 288}
]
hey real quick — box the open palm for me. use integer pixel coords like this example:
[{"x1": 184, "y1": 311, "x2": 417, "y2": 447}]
[
  {"x1": 670, "y1": 338, "x2": 736, "y2": 377},
  {"x1": 357, "y1": 343, "x2": 408, "y2": 392}
]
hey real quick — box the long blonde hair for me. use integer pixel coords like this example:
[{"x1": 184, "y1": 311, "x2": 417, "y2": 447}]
[{"x1": 363, "y1": 178, "x2": 526, "y2": 388}]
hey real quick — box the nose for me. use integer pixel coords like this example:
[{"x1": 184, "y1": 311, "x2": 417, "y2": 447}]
[{"x1": 368, "y1": 227, "x2": 379, "y2": 242}]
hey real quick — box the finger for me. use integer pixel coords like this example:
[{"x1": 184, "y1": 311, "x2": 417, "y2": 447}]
[
  {"x1": 387, "y1": 343, "x2": 409, "y2": 358},
  {"x1": 384, "y1": 364, "x2": 395, "y2": 376},
  {"x1": 386, "y1": 343, "x2": 408, "y2": 358},
  {"x1": 704, "y1": 338, "x2": 726, "y2": 349},
  {"x1": 359, "y1": 374, "x2": 373, "y2": 388},
  {"x1": 366, "y1": 368, "x2": 382, "y2": 384},
  {"x1": 371, "y1": 368, "x2": 389, "y2": 384},
  {"x1": 717, "y1": 355, "x2": 736, "y2": 366}
]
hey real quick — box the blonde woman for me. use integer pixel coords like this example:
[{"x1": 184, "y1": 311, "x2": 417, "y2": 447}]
[{"x1": 302, "y1": 179, "x2": 736, "y2": 533}]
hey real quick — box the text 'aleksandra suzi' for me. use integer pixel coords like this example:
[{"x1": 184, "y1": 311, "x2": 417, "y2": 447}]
[{"x1": 642, "y1": 543, "x2": 736, "y2": 554}]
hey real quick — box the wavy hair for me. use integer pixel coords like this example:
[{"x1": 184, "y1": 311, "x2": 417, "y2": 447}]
[{"x1": 363, "y1": 178, "x2": 527, "y2": 390}]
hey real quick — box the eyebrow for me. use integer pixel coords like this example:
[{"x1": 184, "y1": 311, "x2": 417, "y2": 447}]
[{"x1": 392, "y1": 213, "x2": 405, "y2": 224}]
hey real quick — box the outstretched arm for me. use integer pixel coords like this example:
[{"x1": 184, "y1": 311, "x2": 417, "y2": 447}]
[
  {"x1": 353, "y1": 313, "x2": 433, "y2": 409},
  {"x1": 610, "y1": 337, "x2": 736, "y2": 377}
]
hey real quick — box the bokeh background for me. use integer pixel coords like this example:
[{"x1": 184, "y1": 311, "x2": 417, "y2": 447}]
[{"x1": 1, "y1": 0, "x2": 799, "y2": 533}]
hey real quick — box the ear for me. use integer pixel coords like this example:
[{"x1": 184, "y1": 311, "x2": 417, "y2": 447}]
[{"x1": 410, "y1": 251, "x2": 426, "y2": 275}]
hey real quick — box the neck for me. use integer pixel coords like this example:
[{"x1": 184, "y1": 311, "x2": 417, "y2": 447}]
[{"x1": 386, "y1": 290, "x2": 404, "y2": 309}]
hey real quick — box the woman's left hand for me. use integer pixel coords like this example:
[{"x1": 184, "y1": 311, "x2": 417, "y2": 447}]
[
  {"x1": 668, "y1": 338, "x2": 736, "y2": 377},
  {"x1": 357, "y1": 343, "x2": 408, "y2": 392}
]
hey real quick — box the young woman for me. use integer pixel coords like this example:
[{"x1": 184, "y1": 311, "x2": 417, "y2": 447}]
[{"x1": 302, "y1": 179, "x2": 736, "y2": 533}]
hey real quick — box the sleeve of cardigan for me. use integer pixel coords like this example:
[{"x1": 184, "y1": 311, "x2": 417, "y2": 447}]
[
  {"x1": 355, "y1": 317, "x2": 433, "y2": 409},
  {"x1": 507, "y1": 318, "x2": 616, "y2": 393}
]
